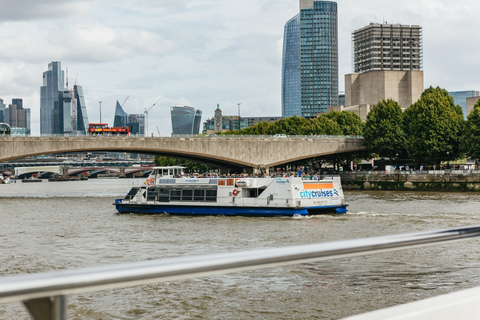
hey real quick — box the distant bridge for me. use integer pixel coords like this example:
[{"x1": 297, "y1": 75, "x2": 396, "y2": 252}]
[
  {"x1": 13, "y1": 165, "x2": 152, "y2": 179},
  {"x1": 0, "y1": 136, "x2": 365, "y2": 171}
]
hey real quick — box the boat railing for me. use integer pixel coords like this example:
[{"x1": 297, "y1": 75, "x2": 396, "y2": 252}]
[{"x1": 2, "y1": 226, "x2": 480, "y2": 320}]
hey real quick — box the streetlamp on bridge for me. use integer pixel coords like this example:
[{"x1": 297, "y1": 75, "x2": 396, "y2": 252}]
[
  {"x1": 237, "y1": 103, "x2": 241, "y2": 132},
  {"x1": 99, "y1": 101, "x2": 102, "y2": 123}
]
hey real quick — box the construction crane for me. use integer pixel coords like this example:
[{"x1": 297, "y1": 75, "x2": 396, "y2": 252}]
[
  {"x1": 121, "y1": 96, "x2": 129, "y2": 108},
  {"x1": 144, "y1": 98, "x2": 161, "y2": 137},
  {"x1": 156, "y1": 126, "x2": 161, "y2": 137}
]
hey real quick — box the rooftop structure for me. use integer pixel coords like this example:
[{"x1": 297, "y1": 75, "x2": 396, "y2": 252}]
[{"x1": 353, "y1": 23, "x2": 423, "y2": 74}]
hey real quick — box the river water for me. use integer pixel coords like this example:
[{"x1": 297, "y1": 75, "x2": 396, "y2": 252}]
[{"x1": 1, "y1": 179, "x2": 480, "y2": 319}]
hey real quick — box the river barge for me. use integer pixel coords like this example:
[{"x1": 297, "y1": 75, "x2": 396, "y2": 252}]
[{"x1": 114, "y1": 166, "x2": 347, "y2": 217}]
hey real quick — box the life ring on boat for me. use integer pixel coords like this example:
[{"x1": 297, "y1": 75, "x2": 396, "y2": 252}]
[
  {"x1": 232, "y1": 189, "x2": 239, "y2": 196},
  {"x1": 147, "y1": 178, "x2": 154, "y2": 186}
]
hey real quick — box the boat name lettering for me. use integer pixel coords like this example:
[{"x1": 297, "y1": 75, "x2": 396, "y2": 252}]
[
  {"x1": 300, "y1": 189, "x2": 339, "y2": 199},
  {"x1": 276, "y1": 178, "x2": 290, "y2": 184},
  {"x1": 185, "y1": 179, "x2": 200, "y2": 183}
]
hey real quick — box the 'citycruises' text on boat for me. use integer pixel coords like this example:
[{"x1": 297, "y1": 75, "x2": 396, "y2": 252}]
[{"x1": 114, "y1": 166, "x2": 347, "y2": 217}]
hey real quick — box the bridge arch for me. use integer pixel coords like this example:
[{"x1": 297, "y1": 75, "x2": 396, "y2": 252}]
[{"x1": 0, "y1": 136, "x2": 365, "y2": 170}]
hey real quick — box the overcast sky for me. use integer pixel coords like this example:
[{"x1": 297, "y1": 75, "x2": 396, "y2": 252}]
[{"x1": 0, "y1": 0, "x2": 479, "y2": 136}]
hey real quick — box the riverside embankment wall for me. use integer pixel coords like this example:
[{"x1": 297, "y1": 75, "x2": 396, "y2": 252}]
[{"x1": 340, "y1": 172, "x2": 480, "y2": 192}]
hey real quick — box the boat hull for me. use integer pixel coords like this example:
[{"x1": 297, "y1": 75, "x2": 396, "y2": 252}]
[{"x1": 115, "y1": 200, "x2": 347, "y2": 217}]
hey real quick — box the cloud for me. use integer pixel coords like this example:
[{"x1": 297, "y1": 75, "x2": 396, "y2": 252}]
[{"x1": 0, "y1": 0, "x2": 92, "y2": 21}]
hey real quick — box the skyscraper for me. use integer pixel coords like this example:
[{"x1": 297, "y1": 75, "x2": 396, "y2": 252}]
[
  {"x1": 171, "y1": 106, "x2": 202, "y2": 135},
  {"x1": 282, "y1": 15, "x2": 301, "y2": 118},
  {"x1": 113, "y1": 101, "x2": 145, "y2": 135},
  {"x1": 282, "y1": 0, "x2": 338, "y2": 118},
  {"x1": 53, "y1": 90, "x2": 75, "y2": 134},
  {"x1": 40, "y1": 61, "x2": 65, "y2": 135},
  {"x1": 114, "y1": 101, "x2": 129, "y2": 127},
  {"x1": 75, "y1": 85, "x2": 89, "y2": 135},
  {"x1": 2, "y1": 99, "x2": 31, "y2": 135}
]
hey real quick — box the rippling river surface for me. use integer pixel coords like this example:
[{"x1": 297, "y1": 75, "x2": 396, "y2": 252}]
[{"x1": 1, "y1": 179, "x2": 480, "y2": 319}]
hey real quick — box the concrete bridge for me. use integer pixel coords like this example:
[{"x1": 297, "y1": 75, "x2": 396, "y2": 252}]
[{"x1": 0, "y1": 136, "x2": 365, "y2": 171}]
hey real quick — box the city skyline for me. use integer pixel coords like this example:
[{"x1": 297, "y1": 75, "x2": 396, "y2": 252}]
[{"x1": 0, "y1": 0, "x2": 479, "y2": 135}]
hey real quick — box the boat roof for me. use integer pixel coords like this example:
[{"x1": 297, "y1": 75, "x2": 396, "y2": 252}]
[{"x1": 151, "y1": 166, "x2": 187, "y2": 170}]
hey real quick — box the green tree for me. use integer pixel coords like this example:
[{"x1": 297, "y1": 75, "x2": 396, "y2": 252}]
[
  {"x1": 299, "y1": 116, "x2": 342, "y2": 135},
  {"x1": 364, "y1": 99, "x2": 406, "y2": 160},
  {"x1": 403, "y1": 86, "x2": 464, "y2": 164},
  {"x1": 325, "y1": 110, "x2": 365, "y2": 136},
  {"x1": 264, "y1": 116, "x2": 308, "y2": 135},
  {"x1": 461, "y1": 99, "x2": 480, "y2": 159},
  {"x1": 240, "y1": 122, "x2": 270, "y2": 135}
]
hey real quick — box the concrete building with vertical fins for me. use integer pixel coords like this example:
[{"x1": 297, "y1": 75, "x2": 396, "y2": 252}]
[{"x1": 345, "y1": 23, "x2": 424, "y2": 111}]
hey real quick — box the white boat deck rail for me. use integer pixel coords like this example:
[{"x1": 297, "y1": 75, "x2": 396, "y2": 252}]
[{"x1": 2, "y1": 226, "x2": 480, "y2": 320}]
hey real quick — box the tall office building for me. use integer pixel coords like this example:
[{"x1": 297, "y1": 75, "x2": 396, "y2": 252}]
[
  {"x1": 282, "y1": 0, "x2": 338, "y2": 118},
  {"x1": 113, "y1": 101, "x2": 145, "y2": 135},
  {"x1": 0, "y1": 99, "x2": 4, "y2": 123},
  {"x1": 53, "y1": 90, "x2": 75, "y2": 134},
  {"x1": 2, "y1": 99, "x2": 31, "y2": 135},
  {"x1": 171, "y1": 106, "x2": 202, "y2": 136},
  {"x1": 74, "y1": 85, "x2": 89, "y2": 134},
  {"x1": 345, "y1": 23, "x2": 424, "y2": 109},
  {"x1": 40, "y1": 61, "x2": 65, "y2": 135},
  {"x1": 282, "y1": 14, "x2": 301, "y2": 118}
]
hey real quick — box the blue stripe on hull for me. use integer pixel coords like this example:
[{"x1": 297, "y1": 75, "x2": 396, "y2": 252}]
[{"x1": 115, "y1": 202, "x2": 347, "y2": 217}]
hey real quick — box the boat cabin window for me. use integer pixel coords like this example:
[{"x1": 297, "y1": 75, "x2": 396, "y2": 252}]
[
  {"x1": 182, "y1": 189, "x2": 193, "y2": 201},
  {"x1": 194, "y1": 190, "x2": 204, "y2": 201},
  {"x1": 145, "y1": 187, "x2": 217, "y2": 202},
  {"x1": 171, "y1": 190, "x2": 181, "y2": 201},
  {"x1": 245, "y1": 188, "x2": 266, "y2": 198},
  {"x1": 206, "y1": 190, "x2": 217, "y2": 202}
]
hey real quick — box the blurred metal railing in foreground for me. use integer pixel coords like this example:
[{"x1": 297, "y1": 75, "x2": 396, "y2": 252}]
[{"x1": 2, "y1": 226, "x2": 480, "y2": 320}]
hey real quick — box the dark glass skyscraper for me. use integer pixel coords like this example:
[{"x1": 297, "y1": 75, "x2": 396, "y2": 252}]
[
  {"x1": 114, "y1": 101, "x2": 128, "y2": 127},
  {"x1": 282, "y1": 0, "x2": 338, "y2": 118},
  {"x1": 171, "y1": 106, "x2": 202, "y2": 135},
  {"x1": 40, "y1": 61, "x2": 65, "y2": 135},
  {"x1": 75, "y1": 85, "x2": 89, "y2": 135},
  {"x1": 282, "y1": 14, "x2": 301, "y2": 118},
  {"x1": 113, "y1": 101, "x2": 145, "y2": 135}
]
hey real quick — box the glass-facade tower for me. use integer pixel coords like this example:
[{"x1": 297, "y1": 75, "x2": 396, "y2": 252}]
[
  {"x1": 450, "y1": 91, "x2": 480, "y2": 119},
  {"x1": 282, "y1": 14, "x2": 301, "y2": 118},
  {"x1": 75, "y1": 85, "x2": 89, "y2": 135},
  {"x1": 113, "y1": 101, "x2": 128, "y2": 127},
  {"x1": 40, "y1": 61, "x2": 65, "y2": 135},
  {"x1": 282, "y1": 0, "x2": 338, "y2": 118},
  {"x1": 113, "y1": 101, "x2": 145, "y2": 135},
  {"x1": 171, "y1": 106, "x2": 202, "y2": 135}
]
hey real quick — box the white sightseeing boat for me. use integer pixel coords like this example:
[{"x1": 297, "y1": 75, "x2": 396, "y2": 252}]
[{"x1": 115, "y1": 166, "x2": 347, "y2": 216}]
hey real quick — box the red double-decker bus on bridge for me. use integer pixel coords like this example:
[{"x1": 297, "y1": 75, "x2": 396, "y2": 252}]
[{"x1": 88, "y1": 123, "x2": 129, "y2": 136}]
